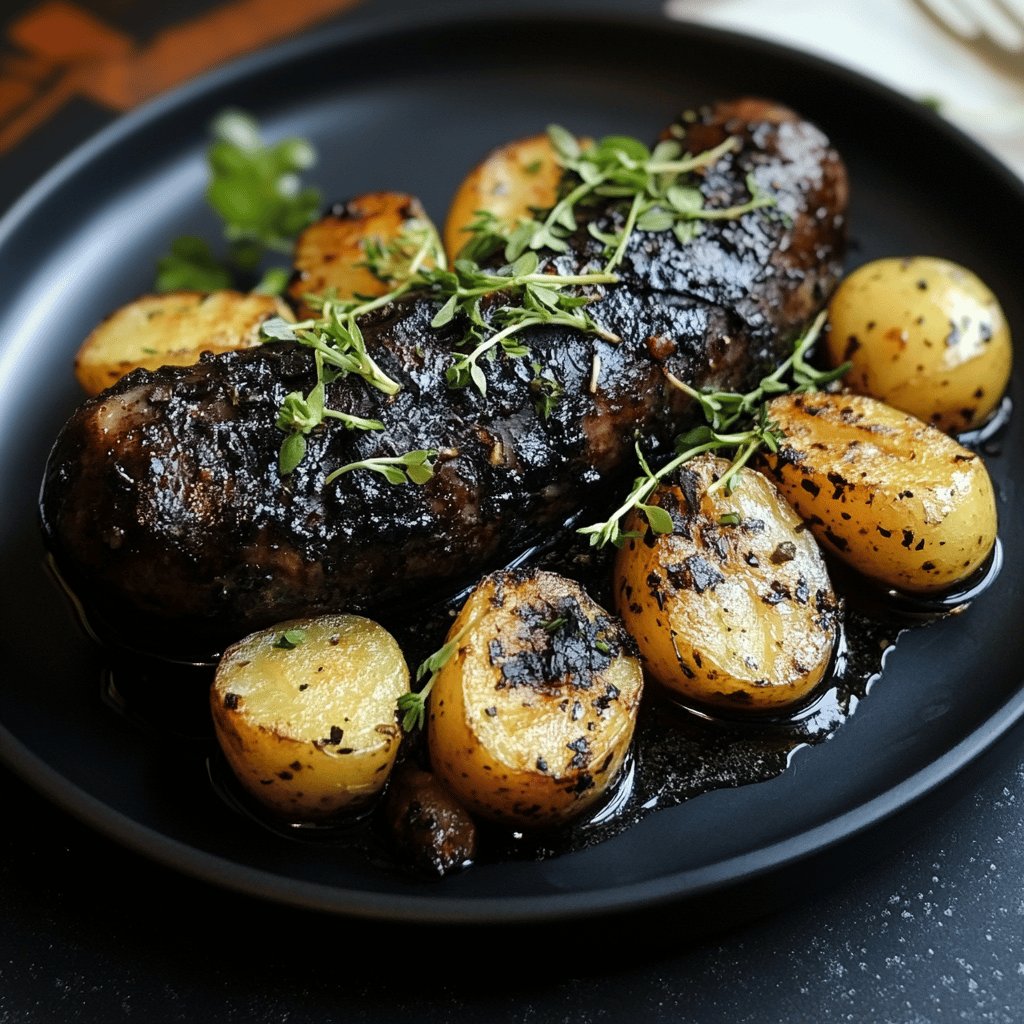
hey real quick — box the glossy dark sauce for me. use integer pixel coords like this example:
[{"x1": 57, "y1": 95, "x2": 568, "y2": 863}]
[
  {"x1": 61, "y1": 395, "x2": 1010, "y2": 878},
  {"x1": 83, "y1": 499, "x2": 1002, "y2": 878}
]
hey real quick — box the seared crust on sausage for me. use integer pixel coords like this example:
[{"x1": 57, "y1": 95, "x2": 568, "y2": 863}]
[{"x1": 40, "y1": 99, "x2": 848, "y2": 658}]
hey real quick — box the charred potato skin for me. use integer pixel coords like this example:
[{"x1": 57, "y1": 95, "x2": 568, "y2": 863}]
[
  {"x1": 615, "y1": 454, "x2": 839, "y2": 712},
  {"x1": 826, "y1": 256, "x2": 1012, "y2": 433},
  {"x1": 211, "y1": 614, "x2": 409, "y2": 821},
  {"x1": 762, "y1": 392, "x2": 998, "y2": 593},
  {"x1": 288, "y1": 192, "x2": 437, "y2": 316},
  {"x1": 427, "y1": 569, "x2": 643, "y2": 829},
  {"x1": 74, "y1": 291, "x2": 292, "y2": 396}
]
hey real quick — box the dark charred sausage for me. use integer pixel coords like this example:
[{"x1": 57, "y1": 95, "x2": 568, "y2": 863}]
[{"x1": 39, "y1": 99, "x2": 848, "y2": 659}]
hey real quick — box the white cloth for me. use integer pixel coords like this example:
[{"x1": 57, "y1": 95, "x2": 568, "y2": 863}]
[{"x1": 665, "y1": 0, "x2": 1024, "y2": 177}]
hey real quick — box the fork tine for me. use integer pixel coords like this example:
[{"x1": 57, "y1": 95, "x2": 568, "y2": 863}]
[
  {"x1": 912, "y1": 0, "x2": 1024, "y2": 76},
  {"x1": 947, "y1": 0, "x2": 1024, "y2": 47},
  {"x1": 911, "y1": 0, "x2": 976, "y2": 43},
  {"x1": 985, "y1": 0, "x2": 1024, "y2": 38}
]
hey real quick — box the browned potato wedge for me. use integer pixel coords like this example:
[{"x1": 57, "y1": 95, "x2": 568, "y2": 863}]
[
  {"x1": 211, "y1": 614, "x2": 409, "y2": 821},
  {"x1": 289, "y1": 192, "x2": 440, "y2": 316},
  {"x1": 826, "y1": 256, "x2": 1012, "y2": 432},
  {"x1": 74, "y1": 290, "x2": 291, "y2": 396},
  {"x1": 443, "y1": 134, "x2": 577, "y2": 259},
  {"x1": 427, "y1": 568, "x2": 643, "y2": 829},
  {"x1": 762, "y1": 392, "x2": 998, "y2": 593},
  {"x1": 615, "y1": 454, "x2": 839, "y2": 712}
]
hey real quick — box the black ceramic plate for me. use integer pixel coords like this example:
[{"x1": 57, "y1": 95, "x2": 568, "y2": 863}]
[{"x1": 1, "y1": 10, "x2": 1022, "y2": 925}]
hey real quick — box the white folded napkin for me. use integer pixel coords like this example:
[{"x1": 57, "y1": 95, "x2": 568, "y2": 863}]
[{"x1": 665, "y1": 0, "x2": 1024, "y2": 177}]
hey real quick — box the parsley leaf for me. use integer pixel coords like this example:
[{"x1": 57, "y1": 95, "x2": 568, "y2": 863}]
[
  {"x1": 155, "y1": 110, "x2": 321, "y2": 294},
  {"x1": 155, "y1": 236, "x2": 233, "y2": 293}
]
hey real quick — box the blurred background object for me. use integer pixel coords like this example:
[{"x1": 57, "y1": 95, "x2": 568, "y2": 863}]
[{"x1": 666, "y1": 0, "x2": 1024, "y2": 175}]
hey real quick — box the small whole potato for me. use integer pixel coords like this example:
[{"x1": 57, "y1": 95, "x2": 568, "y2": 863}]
[
  {"x1": 615, "y1": 454, "x2": 839, "y2": 712},
  {"x1": 427, "y1": 568, "x2": 643, "y2": 829},
  {"x1": 211, "y1": 614, "x2": 409, "y2": 821},
  {"x1": 826, "y1": 256, "x2": 1012, "y2": 432},
  {"x1": 763, "y1": 392, "x2": 998, "y2": 593}
]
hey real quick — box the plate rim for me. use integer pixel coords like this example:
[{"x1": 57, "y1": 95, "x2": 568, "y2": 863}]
[{"x1": 2, "y1": 5, "x2": 1023, "y2": 924}]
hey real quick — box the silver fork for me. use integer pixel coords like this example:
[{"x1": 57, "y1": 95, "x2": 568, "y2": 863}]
[{"x1": 911, "y1": 0, "x2": 1024, "y2": 77}]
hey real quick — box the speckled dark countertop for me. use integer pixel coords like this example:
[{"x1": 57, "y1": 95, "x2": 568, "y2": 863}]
[
  {"x1": 2, "y1": 739, "x2": 1023, "y2": 1023},
  {"x1": 2, "y1": 0, "x2": 1023, "y2": 1020}
]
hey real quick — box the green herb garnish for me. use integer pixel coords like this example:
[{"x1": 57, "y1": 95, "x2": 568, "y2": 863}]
[
  {"x1": 273, "y1": 628, "x2": 307, "y2": 649},
  {"x1": 435, "y1": 251, "x2": 619, "y2": 394},
  {"x1": 324, "y1": 449, "x2": 438, "y2": 487},
  {"x1": 502, "y1": 127, "x2": 774, "y2": 273},
  {"x1": 269, "y1": 121, "x2": 778, "y2": 485},
  {"x1": 578, "y1": 312, "x2": 847, "y2": 548},
  {"x1": 155, "y1": 110, "x2": 320, "y2": 294},
  {"x1": 398, "y1": 618, "x2": 479, "y2": 731}
]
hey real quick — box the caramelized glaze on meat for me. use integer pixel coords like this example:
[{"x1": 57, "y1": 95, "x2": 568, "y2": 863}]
[{"x1": 40, "y1": 99, "x2": 848, "y2": 658}]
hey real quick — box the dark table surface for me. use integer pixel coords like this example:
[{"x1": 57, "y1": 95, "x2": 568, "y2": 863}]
[{"x1": 1, "y1": 1, "x2": 1022, "y2": 1020}]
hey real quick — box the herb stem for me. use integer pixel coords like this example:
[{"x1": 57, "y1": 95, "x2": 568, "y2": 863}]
[
  {"x1": 578, "y1": 439, "x2": 720, "y2": 547},
  {"x1": 708, "y1": 435, "x2": 761, "y2": 495},
  {"x1": 605, "y1": 192, "x2": 644, "y2": 272},
  {"x1": 454, "y1": 270, "x2": 619, "y2": 300},
  {"x1": 644, "y1": 136, "x2": 738, "y2": 174},
  {"x1": 324, "y1": 451, "x2": 437, "y2": 486}
]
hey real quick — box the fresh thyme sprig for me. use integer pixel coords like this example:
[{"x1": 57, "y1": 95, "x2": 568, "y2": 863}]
[
  {"x1": 274, "y1": 352, "x2": 386, "y2": 476},
  {"x1": 503, "y1": 128, "x2": 774, "y2": 272},
  {"x1": 663, "y1": 311, "x2": 844, "y2": 433},
  {"x1": 362, "y1": 216, "x2": 446, "y2": 282},
  {"x1": 435, "y1": 251, "x2": 620, "y2": 394},
  {"x1": 397, "y1": 617, "x2": 479, "y2": 731},
  {"x1": 577, "y1": 435, "x2": 731, "y2": 549},
  {"x1": 324, "y1": 449, "x2": 438, "y2": 487},
  {"x1": 578, "y1": 311, "x2": 847, "y2": 548},
  {"x1": 266, "y1": 309, "x2": 402, "y2": 477}
]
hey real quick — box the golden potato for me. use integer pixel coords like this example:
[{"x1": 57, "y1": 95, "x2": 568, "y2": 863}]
[
  {"x1": 289, "y1": 191, "x2": 440, "y2": 316},
  {"x1": 74, "y1": 290, "x2": 291, "y2": 395},
  {"x1": 427, "y1": 569, "x2": 643, "y2": 829},
  {"x1": 762, "y1": 392, "x2": 998, "y2": 593},
  {"x1": 826, "y1": 256, "x2": 1012, "y2": 433},
  {"x1": 211, "y1": 615, "x2": 409, "y2": 821},
  {"x1": 615, "y1": 454, "x2": 838, "y2": 712},
  {"x1": 443, "y1": 133, "x2": 575, "y2": 259}
]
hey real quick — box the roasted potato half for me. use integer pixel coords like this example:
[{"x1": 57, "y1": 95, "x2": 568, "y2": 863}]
[
  {"x1": 443, "y1": 133, "x2": 578, "y2": 259},
  {"x1": 74, "y1": 290, "x2": 291, "y2": 395},
  {"x1": 288, "y1": 191, "x2": 440, "y2": 317},
  {"x1": 615, "y1": 454, "x2": 839, "y2": 712},
  {"x1": 826, "y1": 256, "x2": 1012, "y2": 433},
  {"x1": 211, "y1": 614, "x2": 409, "y2": 821},
  {"x1": 427, "y1": 569, "x2": 643, "y2": 829},
  {"x1": 763, "y1": 392, "x2": 998, "y2": 593}
]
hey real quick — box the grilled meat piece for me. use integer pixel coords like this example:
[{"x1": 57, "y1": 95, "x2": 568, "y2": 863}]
[{"x1": 40, "y1": 99, "x2": 848, "y2": 658}]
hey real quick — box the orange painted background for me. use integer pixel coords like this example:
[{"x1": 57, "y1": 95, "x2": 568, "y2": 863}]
[{"x1": 0, "y1": 0, "x2": 361, "y2": 155}]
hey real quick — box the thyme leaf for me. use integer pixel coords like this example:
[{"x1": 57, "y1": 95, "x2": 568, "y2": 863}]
[
  {"x1": 397, "y1": 616, "x2": 480, "y2": 731},
  {"x1": 578, "y1": 312, "x2": 844, "y2": 548},
  {"x1": 324, "y1": 450, "x2": 438, "y2": 487}
]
